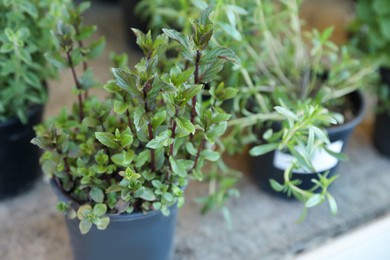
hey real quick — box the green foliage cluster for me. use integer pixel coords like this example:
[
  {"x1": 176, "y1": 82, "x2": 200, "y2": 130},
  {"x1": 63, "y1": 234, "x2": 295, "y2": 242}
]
[
  {"x1": 32, "y1": 5, "x2": 239, "y2": 234},
  {"x1": 136, "y1": 0, "x2": 373, "y2": 211},
  {"x1": 0, "y1": 0, "x2": 70, "y2": 123},
  {"x1": 351, "y1": 0, "x2": 390, "y2": 114},
  {"x1": 352, "y1": 0, "x2": 390, "y2": 66}
]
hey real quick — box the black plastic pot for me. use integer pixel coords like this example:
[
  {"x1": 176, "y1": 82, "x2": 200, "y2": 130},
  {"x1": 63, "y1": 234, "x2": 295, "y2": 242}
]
[
  {"x1": 0, "y1": 105, "x2": 44, "y2": 199},
  {"x1": 120, "y1": 0, "x2": 149, "y2": 50},
  {"x1": 51, "y1": 182, "x2": 178, "y2": 260},
  {"x1": 251, "y1": 91, "x2": 365, "y2": 197},
  {"x1": 373, "y1": 67, "x2": 390, "y2": 158}
]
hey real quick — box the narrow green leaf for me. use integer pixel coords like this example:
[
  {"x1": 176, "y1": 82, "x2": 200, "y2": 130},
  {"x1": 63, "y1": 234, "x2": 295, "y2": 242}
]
[{"x1": 249, "y1": 143, "x2": 278, "y2": 156}]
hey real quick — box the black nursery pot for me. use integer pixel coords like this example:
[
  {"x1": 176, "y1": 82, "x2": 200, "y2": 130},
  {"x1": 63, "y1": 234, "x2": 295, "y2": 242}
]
[
  {"x1": 51, "y1": 182, "x2": 178, "y2": 260},
  {"x1": 120, "y1": 0, "x2": 149, "y2": 50},
  {"x1": 373, "y1": 67, "x2": 390, "y2": 158},
  {"x1": 251, "y1": 91, "x2": 365, "y2": 198},
  {"x1": 0, "y1": 105, "x2": 44, "y2": 199}
]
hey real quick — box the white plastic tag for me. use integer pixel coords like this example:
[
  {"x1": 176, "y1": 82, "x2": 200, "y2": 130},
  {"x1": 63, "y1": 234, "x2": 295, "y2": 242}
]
[{"x1": 273, "y1": 140, "x2": 344, "y2": 174}]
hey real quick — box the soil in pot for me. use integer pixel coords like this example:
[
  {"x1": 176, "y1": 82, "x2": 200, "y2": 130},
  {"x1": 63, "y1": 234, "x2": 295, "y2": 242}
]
[
  {"x1": 0, "y1": 105, "x2": 44, "y2": 199},
  {"x1": 251, "y1": 91, "x2": 365, "y2": 198},
  {"x1": 51, "y1": 181, "x2": 178, "y2": 260},
  {"x1": 373, "y1": 67, "x2": 390, "y2": 158}
]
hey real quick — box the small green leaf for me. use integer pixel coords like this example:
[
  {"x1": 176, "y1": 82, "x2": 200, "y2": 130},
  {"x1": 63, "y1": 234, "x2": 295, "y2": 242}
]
[
  {"x1": 96, "y1": 216, "x2": 110, "y2": 230},
  {"x1": 175, "y1": 117, "x2": 195, "y2": 134},
  {"x1": 169, "y1": 156, "x2": 187, "y2": 177},
  {"x1": 139, "y1": 189, "x2": 156, "y2": 201},
  {"x1": 79, "y1": 219, "x2": 92, "y2": 235},
  {"x1": 269, "y1": 179, "x2": 284, "y2": 192},
  {"x1": 89, "y1": 187, "x2": 104, "y2": 203},
  {"x1": 249, "y1": 143, "x2": 278, "y2": 156},
  {"x1": 93, "y1": 204, "x2": 107, "y2": 217},
  {"x1": 305, "y1": 194, "x2": 323, "y2": 208},
  {"x1": 274, "y1": 106, "x2": 298, "y2": 121},
  {"x1": 95, "y1": 132, "x2": 120, "y2": 149},
  {"x1": 200, "y1": 150, "x2": 220, "y2": 161}
]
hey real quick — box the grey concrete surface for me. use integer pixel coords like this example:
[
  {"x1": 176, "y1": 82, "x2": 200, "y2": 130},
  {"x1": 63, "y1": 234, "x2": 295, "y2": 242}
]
[{"x1": 2, "y1": 1, "x2": 390, "y2": 260}]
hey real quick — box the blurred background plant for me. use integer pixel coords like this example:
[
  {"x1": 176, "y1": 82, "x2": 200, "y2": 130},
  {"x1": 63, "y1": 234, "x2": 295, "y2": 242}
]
[{"x1": 0, "y1": 0, "x2": 71, "y2": 123}]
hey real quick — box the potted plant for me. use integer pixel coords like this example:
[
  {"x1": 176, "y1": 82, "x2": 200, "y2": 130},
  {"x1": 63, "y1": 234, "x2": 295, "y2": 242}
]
[
  {"x1": 220, "y1": 0, "x2": 372, "y2": 209},
  {"x1": 350, "y1": 0, "x2": 390, "y2": 157},
  {"x1": 0, "y1": 0, "x2": 70, "y2": 199},
  {"x1": 134, "y1": 0, "x2": 373, "y2": 212},
  {"x1": 32, "y1": 3, "x2": 239, "y2": 259}
]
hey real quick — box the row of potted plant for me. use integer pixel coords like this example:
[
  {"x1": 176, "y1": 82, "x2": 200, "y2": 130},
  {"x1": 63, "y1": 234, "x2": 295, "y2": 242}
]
[{"x1": 0, "y1": 0, "x2": 385, "y2": 259}]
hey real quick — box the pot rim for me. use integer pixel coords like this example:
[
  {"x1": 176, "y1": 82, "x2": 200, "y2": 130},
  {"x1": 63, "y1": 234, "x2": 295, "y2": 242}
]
[
  {"x1": 50, "y1": 179, "x2": 172, "y2": 222},
  {"x1": 326, "y1": 90, "x2": 366, "y2": 135},
  {"x1": 0, "y1": 104, "x2": 44, "y2": 129}
]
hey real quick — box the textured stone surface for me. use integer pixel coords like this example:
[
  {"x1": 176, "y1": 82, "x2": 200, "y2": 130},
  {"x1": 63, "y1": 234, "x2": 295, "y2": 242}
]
[{"x1": 2, "y1": 1, "x2": 390, "y2": 260}]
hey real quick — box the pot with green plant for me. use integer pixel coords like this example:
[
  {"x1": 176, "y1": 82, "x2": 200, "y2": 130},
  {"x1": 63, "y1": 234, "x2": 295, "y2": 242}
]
[
  {"x1": 210, "y1": 0, "x2": 372, "y2": 208},
  {"x1": 0, "y1": 0, "x2": 70, "y2": 199},
  {"x1": 32, "y1": 4, "x2": 239, "y2": 260},
  {"x1": 351, "y1": 0, "x2": 390, "y2": 157},
  {"x1": 134, "y1": 0, "x2": 373, "y2": 211}
]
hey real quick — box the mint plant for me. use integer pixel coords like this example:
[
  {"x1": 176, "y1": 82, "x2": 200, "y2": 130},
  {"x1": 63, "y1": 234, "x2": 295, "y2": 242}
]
[
  {"x1": 0, "y1": 0, "x2": 70, "y2": 123},
  {"x1": 32, "y1": 5, "x2": 239, "y2": 234}
]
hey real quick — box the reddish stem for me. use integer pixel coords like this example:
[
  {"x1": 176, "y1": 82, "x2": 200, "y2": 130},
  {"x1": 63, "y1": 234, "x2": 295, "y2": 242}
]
[{"x1": 66, "y1": 51, "x2": 84, "y2": 122}]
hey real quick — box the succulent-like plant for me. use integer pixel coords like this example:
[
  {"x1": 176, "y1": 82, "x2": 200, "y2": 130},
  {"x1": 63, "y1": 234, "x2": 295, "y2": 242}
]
[
  {"x1": 0, "y1": 0, "x2": 71, "y2": 123},
  {"x1": 32, "y1": 5, "x2": 239, "y2": 234}
]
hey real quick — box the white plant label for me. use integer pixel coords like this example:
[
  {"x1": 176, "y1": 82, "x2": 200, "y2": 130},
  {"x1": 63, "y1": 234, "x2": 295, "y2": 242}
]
[{"x1": 273, "y1": 140, "x2": 344, "y2": 173}]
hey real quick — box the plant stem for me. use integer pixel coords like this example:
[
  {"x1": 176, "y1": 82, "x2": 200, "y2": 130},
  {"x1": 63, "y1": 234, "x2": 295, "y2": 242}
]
[
  {"x1": 191, "y1": 50, "x2": 202, "y2": 124},
  {"x1": 66, "y1": 51, "x2": 84, "y2": 122},
  {"x1": 143, "y1": 84, "x2": 156, "y2": 172},
  {"x1": 169, "y1": 121, "x2": 177, "y2": 156},
  {"x1": 192, "y1": 138, "x2": 206, "y2": 171},
  {"x1": 73, "y1": 23, "x2": 89, "y2": 99}
]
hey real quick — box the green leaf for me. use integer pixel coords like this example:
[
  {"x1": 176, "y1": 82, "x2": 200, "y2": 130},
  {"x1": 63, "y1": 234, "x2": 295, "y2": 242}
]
[
  {"x1": 192, "y1": 169, "x2": 203, "y2": 181},
  {"x1": 327, "y1": 194, "x2": 338, "y2": 215},
  {"x1": 180, "y1": 85, "x2": 203, "y2": 107},
  {"x1": 274, "y1": 106, "x2": 298, "y2": 121},
  {"x1": 305, "y1": 194, "x2": 323, "y2": 208},
  {"x1": 96, "y1": 216, "x2": 110, "y2": 230},
  {"x1": 146, "y1": 130, "x2": 172, "y2": 149},
  {"x1": 210, "y1": 113, "x2": 231, "y2": 125},
  {"x1": 134, "y1": 107, "x2": 149, "y2": 131},
  {"x1": 93, "y1": 204, "x2": 107, "y2": 217},
  {"x1": 199, "y1": 5, "x2": 214, "y2": 26},
  {"x1": 163, "y1": 29, "x2": 192, "y2": 54},
  {"x1": 200, "y1": 150, "x2": 220, "y2": 161},
  {"x1": 186, "y1": 142, "x2": 198, "y2": 156},
  {"x1": 95, "y1": 132, "x2": 120, "y2": 149},
  {"x1": 111, "y1": 68, "x2": 142, "y2": 99},
  {"x1": 139, "y1": 189, "x2": 156, "y2": 201},
  {"x1": 175, "y1": 117, "x2": 195, "y2": 134},
  {"x1": 87, "y1": 37, "x2": 106, "y2": 59},
  {"x1": 77, "y1": 205, "x2": 92, "y2": 219},
  {"x1": 169, "y1": 156, "x2": 187, "y2": 177},
  {"x1": 202, "y1": 47, "x2": 240, "y2": 65},
  {"x1": 114, "y1": 100, "x2": 128, "y2": 114},
  {"x1": 269, "y1": 179, "x2": 284, "y2": 192},
  {"x1": 249, "y1": 143, "x2": 278, "y2": 156},
  {"x1": 89, "y1": 187, "x2": 104, "y2": 203},
  {"x1": 79, "y1": 219, "x2": 92, "y2": 234},
  {"x1": 205, "y1": 122, "x2": 228, "y2": 143}
]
